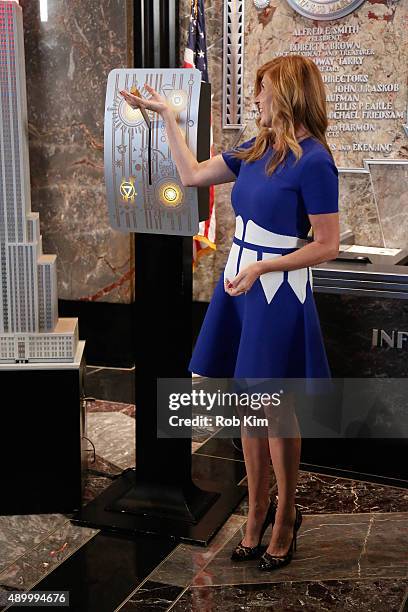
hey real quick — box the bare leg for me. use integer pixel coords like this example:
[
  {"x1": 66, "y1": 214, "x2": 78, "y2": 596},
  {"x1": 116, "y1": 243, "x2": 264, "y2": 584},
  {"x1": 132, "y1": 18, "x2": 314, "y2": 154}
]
[
  {"x1": 240, "y1": 433, "x2": 272, "y2": 547},
  {"x1": 265, "y1": 396, "x2": 301, "y2": 555}
]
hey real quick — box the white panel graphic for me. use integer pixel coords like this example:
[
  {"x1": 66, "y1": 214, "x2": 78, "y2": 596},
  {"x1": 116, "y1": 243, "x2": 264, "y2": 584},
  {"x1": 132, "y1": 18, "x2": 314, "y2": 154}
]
[
  {"x1": 245, "y1": 219, "x2": 308, "y2": 249},
  {"x1": 222, "y1": 216, "x2": 311, "y2": 304},
  {"x1": 238, "y1": 247, "x2": 258, "y2": 272},
  {"x1": 259, "y1": 253, "x2": 284, "y2": 304},
  {"x1": 288, "y1": 267, "x2": 309, "y2": 304},
  {"x1": 223, "y1": 242, "x2": 241, "y2": 289}
]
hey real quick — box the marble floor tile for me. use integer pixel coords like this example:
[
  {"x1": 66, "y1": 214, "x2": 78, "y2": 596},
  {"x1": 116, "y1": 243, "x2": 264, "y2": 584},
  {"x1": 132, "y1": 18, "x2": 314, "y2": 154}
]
[
  {"x1": 85, "y1": 399, "x2": 217, "y2": 442},
  {"x1": 0, "y1": 520, "x2": 98, "y2": 592},
  {"x1": 15, "y1": 532, "x2": 177, "y2": 612},
  {"x1": 192, "y1": 512, "x2": 408, "y2": 586},
  {"x1": 295, "y1": 471, "x2": 408, "y2": 514},
  {"x1": 235, "y1": 470, "x2": 408, "y2": 517},
  {"x1": 0, "y1": 514, "x2": 69, "y2": 575},
  {"x1": 171, "y1": 578, "x2": 408, "y2": 611},
  {"x1": 191, "y1": 423, "x2": 222, "y2": 444},
  {"x1": 147, "y1": 513, "x2": 246, "y2": 588},
  {"x1": 192, "y1": 441, "x2": 204, "y2": 453},
  {"x1": 86, "y1": 412, "x2": 135, "y2": 470},
  {"x1": 82, "y1": 454, "x2": 123, "y2": 506},
  {"x1": 118, "y1": 580, "x2": 183, "y2": 611},
  {"x1": 86, "y1": 399, "x2": 135, "y2": 418},
  {"x1": 0, "y1": 457, "x2": 119, "y2": 604}
]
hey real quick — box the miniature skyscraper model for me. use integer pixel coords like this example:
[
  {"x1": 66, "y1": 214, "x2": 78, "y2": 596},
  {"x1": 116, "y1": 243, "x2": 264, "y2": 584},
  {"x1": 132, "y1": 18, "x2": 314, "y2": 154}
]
[{"x1": 0, "y1": 0, "x2": 78, "y2": 363}]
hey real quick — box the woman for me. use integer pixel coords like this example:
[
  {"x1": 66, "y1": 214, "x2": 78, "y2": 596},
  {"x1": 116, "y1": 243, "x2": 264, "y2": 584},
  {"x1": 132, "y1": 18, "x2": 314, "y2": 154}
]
[{"x1": 120, "y1": 54, "x2": 339, "y2": 571}]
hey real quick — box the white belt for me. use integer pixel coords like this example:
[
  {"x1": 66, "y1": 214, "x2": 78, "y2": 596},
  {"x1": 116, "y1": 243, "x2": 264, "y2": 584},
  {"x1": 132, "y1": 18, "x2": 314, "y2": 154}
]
[
  {"x1": 224, "y1": 216, "x2": 313, "y2": 304},
  {"x1": 235, "y1": 217, "x2": 309, "y2": 249}
]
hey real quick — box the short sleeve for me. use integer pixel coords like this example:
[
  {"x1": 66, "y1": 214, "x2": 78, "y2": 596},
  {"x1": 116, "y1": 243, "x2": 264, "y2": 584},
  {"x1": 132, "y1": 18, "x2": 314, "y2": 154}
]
[
  {"x1": 299, "y1": 152, "x2": 339, "y2": 214},
  {"x1": 221, "y1": 137, "x2": 256, "y2": 177}
]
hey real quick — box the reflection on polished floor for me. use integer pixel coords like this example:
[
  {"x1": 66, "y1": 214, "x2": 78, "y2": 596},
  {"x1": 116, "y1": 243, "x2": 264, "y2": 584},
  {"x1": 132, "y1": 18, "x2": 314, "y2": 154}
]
[{"x1": 0, "y1": 367, "x2": 407, "y2": 612}]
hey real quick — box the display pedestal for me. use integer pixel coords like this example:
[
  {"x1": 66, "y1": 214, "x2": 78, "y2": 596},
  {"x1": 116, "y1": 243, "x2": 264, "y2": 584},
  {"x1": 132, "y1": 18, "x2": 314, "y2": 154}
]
[
  {"x1": 0, "y1": 341, "x2": 87, "y2": 514},
  {"x1": 71, "y1": 235, "x2": 247, "y2": 546}
]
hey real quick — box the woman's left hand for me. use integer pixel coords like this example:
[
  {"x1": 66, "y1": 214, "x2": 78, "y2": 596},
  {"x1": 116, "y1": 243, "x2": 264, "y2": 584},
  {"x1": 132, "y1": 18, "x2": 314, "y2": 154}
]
[{"x1": 225, "y1": 262, "x2": 262, "y2": 296}]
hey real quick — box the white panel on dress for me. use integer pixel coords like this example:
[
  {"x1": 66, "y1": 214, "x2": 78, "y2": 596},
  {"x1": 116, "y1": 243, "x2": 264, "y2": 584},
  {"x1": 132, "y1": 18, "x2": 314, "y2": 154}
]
[
  {"x1": 235, "y1": 215, "x2": 244, "y2": 240},
  {"x1": 288, "y1": 267, "x2": 308, "y2": 303},
  {"x1": 224, "y1": 241, "x2": 241, "y2": 288},
  {"x1": 238, "y1": 247, "x2": 258, "y2": 273},
  {"x1": 259, "y1": 253, "x2": 284, "y2": 304},
  {"x1": 245, "y1": 219, "x2": 304, "y2": 249},
  {"x1": 308, "y1": 267, "x2": 313, "y2": 290}
]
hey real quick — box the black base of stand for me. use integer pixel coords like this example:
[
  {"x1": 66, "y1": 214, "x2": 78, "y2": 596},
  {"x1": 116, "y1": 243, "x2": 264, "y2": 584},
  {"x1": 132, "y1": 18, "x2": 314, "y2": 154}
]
[
  {"x1": 71, "y1": 230, "x2": 246, "y2": 545},
  {"x1": 71, "y1": 471, "x2": 247, "y2": 546},
  {"x1": 106, "y1": 477, "x2": 219, "y2": 524}
]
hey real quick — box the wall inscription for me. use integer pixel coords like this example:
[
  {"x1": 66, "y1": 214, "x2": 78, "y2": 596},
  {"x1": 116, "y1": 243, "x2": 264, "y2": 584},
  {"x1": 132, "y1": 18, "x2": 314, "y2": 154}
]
[{"x1": 248, "y1": 0, "x2": 408, "y2": 168}]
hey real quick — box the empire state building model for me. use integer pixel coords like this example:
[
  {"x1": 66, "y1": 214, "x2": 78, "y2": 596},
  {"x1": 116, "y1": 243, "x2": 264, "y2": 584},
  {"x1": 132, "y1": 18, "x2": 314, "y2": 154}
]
[{"x1": 0, "y1": 0, "x2": 78, "y2": 363}]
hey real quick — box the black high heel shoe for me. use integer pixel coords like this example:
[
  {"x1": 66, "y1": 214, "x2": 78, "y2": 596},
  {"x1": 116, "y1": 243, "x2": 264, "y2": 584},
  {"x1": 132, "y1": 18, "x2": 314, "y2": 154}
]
[
  {"x1": 230, "y1": 498, "x2": 277, "y2": 561},
  {"x1": 258, "y1": 504, "x2": 302, "y2": 571}
]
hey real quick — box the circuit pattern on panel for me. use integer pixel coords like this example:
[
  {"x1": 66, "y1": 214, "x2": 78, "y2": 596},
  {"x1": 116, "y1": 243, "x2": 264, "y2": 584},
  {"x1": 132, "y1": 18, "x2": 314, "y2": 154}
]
[{"x1": 104, "y1": 68, "x2": 202, "y2": 236}]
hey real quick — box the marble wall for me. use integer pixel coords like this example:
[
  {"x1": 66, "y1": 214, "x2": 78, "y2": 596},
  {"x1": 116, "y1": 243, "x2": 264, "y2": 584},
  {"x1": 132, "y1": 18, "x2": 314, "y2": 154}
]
[
  {"x1": 22, "y1": 0, "x2": 134, "y2": 303},
  {"x1": 21, "y1": 1, "x2": 407, "y2": 304},
  {"x1": 180, "y1": 0, "x2": 408, "y2": 302}
]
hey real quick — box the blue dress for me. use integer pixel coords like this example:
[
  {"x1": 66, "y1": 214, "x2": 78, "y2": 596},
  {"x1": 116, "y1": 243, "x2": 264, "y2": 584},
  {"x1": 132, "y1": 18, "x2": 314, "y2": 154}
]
[{"x1": 188, "y1": 136, "x2": 339, "y2": 379}]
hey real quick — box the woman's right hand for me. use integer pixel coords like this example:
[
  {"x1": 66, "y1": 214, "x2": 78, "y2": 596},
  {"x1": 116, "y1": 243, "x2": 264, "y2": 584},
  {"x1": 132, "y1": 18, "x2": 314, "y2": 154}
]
[{"x1": 119, "y1": 83, "x2": 171, "y2": 117}]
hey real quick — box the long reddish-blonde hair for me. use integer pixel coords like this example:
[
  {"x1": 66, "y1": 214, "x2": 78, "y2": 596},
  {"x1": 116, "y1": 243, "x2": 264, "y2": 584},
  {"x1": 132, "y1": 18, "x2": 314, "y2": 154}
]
[{"x1": 229, "y1": 55, "x2": 333, "y2": 175}]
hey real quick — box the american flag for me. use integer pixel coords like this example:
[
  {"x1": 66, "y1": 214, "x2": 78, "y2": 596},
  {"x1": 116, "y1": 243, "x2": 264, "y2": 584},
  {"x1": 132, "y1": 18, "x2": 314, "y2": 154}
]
[{"x1": 182, "y1": 0, "x2": 216, "y2": 271}]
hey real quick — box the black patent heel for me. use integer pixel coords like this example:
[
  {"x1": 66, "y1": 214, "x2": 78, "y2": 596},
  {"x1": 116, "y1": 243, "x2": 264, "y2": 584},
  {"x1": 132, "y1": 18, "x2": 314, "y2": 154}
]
[
  {"x1": 258, "y1": 504, "x2": 302, "y2": 571},
  {"x1": 230, "y1": 498, "x2": 277, "y2": 562}
]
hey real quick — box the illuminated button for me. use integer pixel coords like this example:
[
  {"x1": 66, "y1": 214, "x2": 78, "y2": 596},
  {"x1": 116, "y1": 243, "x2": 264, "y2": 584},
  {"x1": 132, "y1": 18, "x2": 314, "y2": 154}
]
[
  {"x1": 123, "y1": 102, "x2": 143, "y2": 122},
  {"x1": 158, "y1": 181, "x2": 183, "y2": 207},
  {"x1": 164, "y1": 187, "x2": 177, "y2": 202},
  {"x1": 167, "y1": 90, "x2": 187, "y2": 113},
  {"x1": 120, "y1": 179, "x2": 136, "y2": 202}
]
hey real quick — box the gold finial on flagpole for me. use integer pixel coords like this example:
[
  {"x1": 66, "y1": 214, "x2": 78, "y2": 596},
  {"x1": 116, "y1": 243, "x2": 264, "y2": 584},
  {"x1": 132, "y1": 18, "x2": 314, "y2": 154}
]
[{"x1": 194, "y1": 0, "x2": 198, "y2": 18}]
